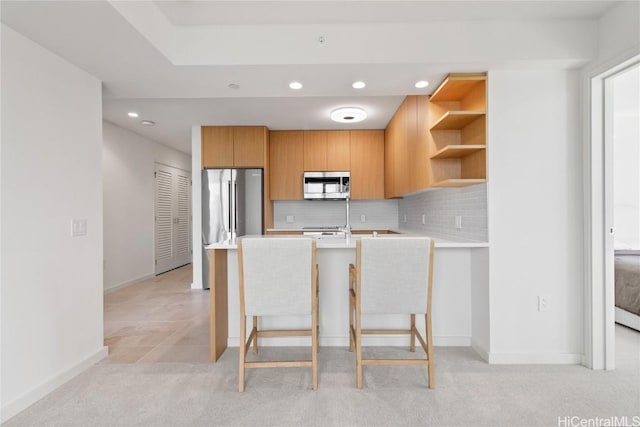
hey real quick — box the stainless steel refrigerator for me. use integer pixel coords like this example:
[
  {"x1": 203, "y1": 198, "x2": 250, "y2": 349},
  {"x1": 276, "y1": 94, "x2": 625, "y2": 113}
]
[{"x1": 202, "y1": 168, "x2": 263, "y2": 288}]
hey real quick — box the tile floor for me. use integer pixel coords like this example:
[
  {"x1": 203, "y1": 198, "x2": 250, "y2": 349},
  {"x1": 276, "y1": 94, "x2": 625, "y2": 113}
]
[{"x1": 103, "y1": 264, "x2": 211, "y2": 363}]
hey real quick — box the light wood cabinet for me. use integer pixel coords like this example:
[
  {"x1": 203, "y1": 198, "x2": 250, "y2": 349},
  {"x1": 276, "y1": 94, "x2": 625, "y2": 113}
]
[
  {"x1": 202, "y1": 126, "x2": 234, "y2": 168},
  {"x1": 428, "y1": 73, "x2": 487, "y2": 187},
  {"x1": 327, "y1": 131, "x2": 350, "y2": 171},
  {"x1": 270, "y1": 131, "x2": 304, "y2": 200},
  {"x1": 385, "y1": 96, "x2": 418, "y2": 197},
  {"x1": 303, "y1": 130, "x2": 351, "y2": 171},
  {"x1": 201, "y1": 126, "x2": 267, "y2": 168},
  {"x1": 350, "y1": 130, "x2": 384, "y2": 200},
  {"x1": 234, "y1": 127, "x2": 267, "y2": 167},
  {"x1": 303, "y1": 131, "x2": 327, "y2": 170}
]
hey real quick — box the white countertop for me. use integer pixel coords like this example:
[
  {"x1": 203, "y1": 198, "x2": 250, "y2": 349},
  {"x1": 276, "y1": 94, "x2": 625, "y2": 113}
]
[{"x1": 205, "y1": 233, "x2": 488, "y2": 250}]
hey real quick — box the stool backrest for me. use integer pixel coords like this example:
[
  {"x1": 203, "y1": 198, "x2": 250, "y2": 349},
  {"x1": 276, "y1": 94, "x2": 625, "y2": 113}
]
[
  {"x1": 358, "y1": 237, "x2": 434, "y2": 315},
  {"x1": 239, "y1": 238, "x2": 315, "y2": 316}
]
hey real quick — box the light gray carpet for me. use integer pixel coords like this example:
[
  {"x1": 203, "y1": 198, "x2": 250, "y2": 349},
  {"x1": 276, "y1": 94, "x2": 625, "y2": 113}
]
[{"x1": 4, "y1": 325, "x2": 639, "y2": 427}]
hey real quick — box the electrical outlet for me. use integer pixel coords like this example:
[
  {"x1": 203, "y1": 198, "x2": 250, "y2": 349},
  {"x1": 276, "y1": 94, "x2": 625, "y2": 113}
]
[
  {"x1": 285, "y1": 215, "x2": 295, "y2": 224},
  {"x1": 455, "y1": 215, "x2": 463, "y2": 230},
  {"x1": 422, "y1": 214, "x2": 426, "y2": 225},
  {"x1": 360, "y1": 214, "x2": 366, "y2": 223},
  {"x1": 538, "y1": 296, "x2": 549, "y2": 312}
]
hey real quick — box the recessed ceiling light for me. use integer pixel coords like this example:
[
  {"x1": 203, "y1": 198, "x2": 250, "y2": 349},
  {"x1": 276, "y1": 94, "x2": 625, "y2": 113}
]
[
  {"x1": 289, "y1": 81, "x2": 303, "y2": 90},
  {"x1": 352, "y1": 81, "x2": 366, "y2": 89},
  {"x1": 140, "y1": 120, "x2": 155, "y2": 126},
  {"x1": 414, "y1": 80, "x2": 429, "y2": 89},
  {"x1": 331, "y1": 107, "x2": 367, "y2": 123},
  {"x1": 228, "y1": 83, "x2": 240, "y2": 90},
  {"x1": 127, "y1": 112, "x2": 139, "y2": 118}
]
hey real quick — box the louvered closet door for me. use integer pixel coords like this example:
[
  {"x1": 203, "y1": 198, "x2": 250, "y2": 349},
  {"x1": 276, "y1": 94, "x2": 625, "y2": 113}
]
[{"x1": 155, "y1": 163, "x2": 192, "y2": 274}]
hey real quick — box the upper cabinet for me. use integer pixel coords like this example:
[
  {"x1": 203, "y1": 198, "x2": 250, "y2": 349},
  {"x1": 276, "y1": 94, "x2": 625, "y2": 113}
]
[
  {"x1": 384, "y1": 96, "x2": 422, "y2": 197},
  {"x1": 270, "y1": 130, "x2": 381, "y2": 201},
  {"x1": 303, "y1": 130, "x2": 351, "y2": 171},
  {"x1": 202, "y1": 126, "x2": 234, "y2": 168},
  {"x1": 201, "y1": 126, "x2": 267, "y2": 168},
  {"x1": 428, "y1": 73, "x2": 487, "y2": 187},
  {"x1": 350, "y1": 130, "x2": 384, "y2": 200},
  {"x1": 270, "y1": 131, "x2": 304, "y2": 200}
]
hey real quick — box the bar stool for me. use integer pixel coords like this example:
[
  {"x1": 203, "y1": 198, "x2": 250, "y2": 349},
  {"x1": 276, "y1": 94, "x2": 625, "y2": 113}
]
[
  {"x1": 349, "y1": 237, "x2": 435, "y2": 389},
  {"x1": 237, "y1": 237, "x2": 319, "y2": 392}
]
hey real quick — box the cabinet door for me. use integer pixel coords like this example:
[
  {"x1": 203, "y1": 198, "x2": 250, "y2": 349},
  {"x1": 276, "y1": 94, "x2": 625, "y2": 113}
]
[
  {"x1": 303, "y1": 131, "x2": 327, "y2": 171},
  {"x1": 234, "y1": 126, "x2": 265, "y2": 167},
  {"x1": 350, "y1": 130, "x2": 384, "y2": 200},
  {"x1": 202, "y1": 126, "x2": 234, "y2": 168},
  {"x1": 327, "y1": 130, "x2": 350, "y2": 171},
  {"x1": 385, "y1": 113, "x2": 399, "y2": 198},
  {"x1": 270, "y1": 131, "x2": 304, "y2": 200}
]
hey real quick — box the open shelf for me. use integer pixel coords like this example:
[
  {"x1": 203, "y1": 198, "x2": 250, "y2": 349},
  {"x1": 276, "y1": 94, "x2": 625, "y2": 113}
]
[
  {"x1": 431, "y1": 179, "x2": 486, "y2": 188},
  {"x1": 430, "y1": 111, "x2": 485, "y2": 131},
  {"x1": 431, "y1": 145, "x2": 486, "y2": 159},
  {"x1": 429, "y1": 74, "x2": 487, "y2": 102}
]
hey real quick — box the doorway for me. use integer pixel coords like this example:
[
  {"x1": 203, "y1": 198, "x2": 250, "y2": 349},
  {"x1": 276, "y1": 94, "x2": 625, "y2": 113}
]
[
  {"x1": 155, "y1": 163, "x2": 192, "y2": 274},
  {"x1": 589, "y1": 55, "x2": 640, "y2": 370}
]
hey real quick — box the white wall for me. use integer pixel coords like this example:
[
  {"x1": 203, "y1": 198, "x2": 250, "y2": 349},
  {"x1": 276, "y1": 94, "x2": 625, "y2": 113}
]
[
  {"x1": 597, "y1": 1, "x2": 640, "y2": 66},
  {"x1": 102, "y1": 121, "x2": 191, "y2": 291},
  {"x1": 1, "y1": 25, "x2": 106, "y2": 421},
  {"x1": 487, "y1": 69, "x2": 584, "y2": 363}
]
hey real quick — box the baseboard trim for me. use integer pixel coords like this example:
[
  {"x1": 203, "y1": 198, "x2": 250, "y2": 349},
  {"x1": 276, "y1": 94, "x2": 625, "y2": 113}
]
[
  {"x1": 1, "y1": 346, "x2": 108, "y2": 423},
  {"x1": 191, "y1": 282, "x2": 207, "y2": 290},
  {"x1": 471, "y1": 339, "x2": 489, "y2": 362},
  {"x1": 228, "y1": 335, "x2": 470, "y2": 347},
  {"x1": 104, "y1": 273, "x2": 154, "y2": 294},
  {"x1": 487, "y1": 352, "x2": 582, "y2": 365}
]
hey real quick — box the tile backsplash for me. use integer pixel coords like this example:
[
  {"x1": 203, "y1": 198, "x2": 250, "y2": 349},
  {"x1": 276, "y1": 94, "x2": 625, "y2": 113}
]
[
  {"x1": 273, "y1": 184, "x2": 487, "y2": 242},
  {"x1": 398, "y1": 183, "x2": 488, "y2": 241},
  {"x1": 273, "y1": 200, "x2": 399, "y2": 230}
]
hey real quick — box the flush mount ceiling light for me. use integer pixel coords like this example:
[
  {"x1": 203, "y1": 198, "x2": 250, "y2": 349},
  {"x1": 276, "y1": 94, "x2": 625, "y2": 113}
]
[
  {"x1": 140, "y1": 120, "x2": 155, "y2": 126},
  {"x1": 330, "y1": 107, "x2": 367, "y2": 123},
  {"x1": 127, "y1": 112, "x2": 139, "y2": 118},
  {"x1": 414, "y1": 80, "x2": 429, "y2": 89},
  {"x1": 352, "y1": 81, "x2": 366, "y2": 89},
  {"x1": 289, "y1": 81, "x2": 303, "y2": 90}
]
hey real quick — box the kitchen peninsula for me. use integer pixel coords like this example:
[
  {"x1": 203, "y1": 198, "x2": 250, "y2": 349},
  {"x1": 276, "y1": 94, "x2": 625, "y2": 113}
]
[{"x1": 207, "y1": 234, "x2": 488, "y2": 362}]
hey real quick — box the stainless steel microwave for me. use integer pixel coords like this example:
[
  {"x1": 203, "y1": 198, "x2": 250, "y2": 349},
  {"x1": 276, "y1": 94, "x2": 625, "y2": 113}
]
[{"x1": 303, "y1": 171, "x2": 350, "y2": 200}]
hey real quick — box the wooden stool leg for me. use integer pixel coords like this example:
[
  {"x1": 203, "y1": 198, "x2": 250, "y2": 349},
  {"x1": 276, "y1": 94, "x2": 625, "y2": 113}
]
[
  {"x1": 239, "y1": 315, "x2": 246, "y2": 392},
  {"x1": 410, "y1": 313, "x2": 416, "y2": 352},
  {"x1": 356, "y1": 330, "x2": 363, "y2": 389},
  {"x1": 426, "y1": 313, "x2": 434, "y2": 389},
  {"x1": 252, "y1": 316, "x2": 258, "y2": 354}
]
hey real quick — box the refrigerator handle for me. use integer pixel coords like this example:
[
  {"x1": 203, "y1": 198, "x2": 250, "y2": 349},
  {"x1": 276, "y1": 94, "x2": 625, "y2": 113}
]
[
  {"x1": 234, "y1": 181, "x2": 238, "y2": 237},
  {"x1": 227, "y1": 180, "x2": 232, "y2": 235}
]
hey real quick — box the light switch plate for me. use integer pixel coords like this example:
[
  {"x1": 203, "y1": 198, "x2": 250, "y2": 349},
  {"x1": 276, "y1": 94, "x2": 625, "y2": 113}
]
[
  {"x1": 455, "y1": 215, "x2": 463, "y2": 229},
  {"x1": 360, "y1": 214, "x2": 366, "y2": 223},
  {"x1": 422, "y1": 214, "x2": 426, "y2": 225},
  {"x1": 285, "y1": 215, "x2": 295, "y2": 224},
  {"x1": 71, "y1": 219, "x2": 87, "y2": 237}
]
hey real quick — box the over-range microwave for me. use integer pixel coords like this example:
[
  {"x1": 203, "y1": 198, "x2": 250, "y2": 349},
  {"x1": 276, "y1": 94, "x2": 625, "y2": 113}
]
[{"x1": 303, "y1": 171, "x2": 350, "y2": 200}]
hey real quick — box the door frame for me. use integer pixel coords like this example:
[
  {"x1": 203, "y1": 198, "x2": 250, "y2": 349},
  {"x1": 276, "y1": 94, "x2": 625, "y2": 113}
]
[{"x1": 585, "y1": 52, "x2": 640, "y2": 370}]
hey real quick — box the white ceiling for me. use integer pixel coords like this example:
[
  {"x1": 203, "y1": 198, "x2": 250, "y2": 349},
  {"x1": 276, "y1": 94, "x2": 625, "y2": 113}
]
[{"x1": 1, "y1": 1, "x2": 619, "y2": 154}]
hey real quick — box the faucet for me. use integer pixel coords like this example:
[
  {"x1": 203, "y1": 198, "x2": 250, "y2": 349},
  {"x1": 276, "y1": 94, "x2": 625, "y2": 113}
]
[{"x1": 342, "y1": 196, "x2": 352, "y2": 236}]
